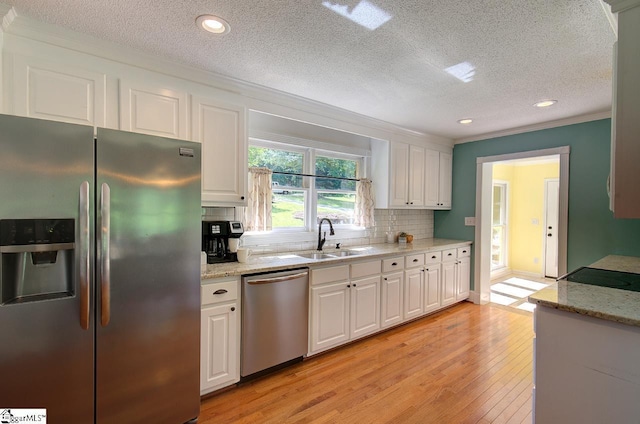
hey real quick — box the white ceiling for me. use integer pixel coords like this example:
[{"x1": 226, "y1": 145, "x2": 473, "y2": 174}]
[{"x1": 2, "y1": 0, "x2": 617, "y2": 140}]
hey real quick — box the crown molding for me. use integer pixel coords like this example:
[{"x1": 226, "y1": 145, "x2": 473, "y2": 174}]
[
  {"x1": 1, "y1": 7, "x2": 452, "y2": 147},
  {"x1": 1, "y1": 5, "x2": 14, "y2": 31},
  {"x1": 454, "y1": 111, "x2": 611, "y2": 144},
  {"x1": 603, "y1": 0, "x2": 640, "y2": 13},
  {"x1": 599, "y1": 0, "x2": 618, "y2": 37}
]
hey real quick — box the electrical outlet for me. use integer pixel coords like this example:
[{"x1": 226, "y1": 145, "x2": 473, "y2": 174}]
[
  {"x1": 531, "y1": 218, "x2": 539, "y2": 225},
  {"x1": 464, "y1": 217, "x2": 476, "y2": 226},
  {"x1": 534, "y1": 257, "x2": 539, "y2": 264}
]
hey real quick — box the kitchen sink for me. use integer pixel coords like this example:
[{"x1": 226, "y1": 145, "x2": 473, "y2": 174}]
[
  {"x1": 295, "y1": 252, "x2": 336, "y2": 260},
  {"x1": 327, "y1": 250, "x2": 361, "y2": 257}
]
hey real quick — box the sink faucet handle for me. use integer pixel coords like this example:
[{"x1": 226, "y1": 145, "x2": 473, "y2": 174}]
[{"x1": 336, "y1": 243, "x2": 341, "y2": 249}]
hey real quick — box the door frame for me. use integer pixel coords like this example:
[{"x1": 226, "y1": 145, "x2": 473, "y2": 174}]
[{"x1": 473, "y1": 147, "x2": 569, "y2": 304}]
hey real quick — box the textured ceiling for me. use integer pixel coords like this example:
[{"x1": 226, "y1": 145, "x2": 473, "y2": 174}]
[{"x1": 2, "y1": 0, "x2": 616, "y2": 140}]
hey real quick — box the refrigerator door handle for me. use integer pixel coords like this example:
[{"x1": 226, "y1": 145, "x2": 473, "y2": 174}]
[
  {"x1": 79, "y1": 181, "x2": 90, "y2": 330},
  {"x1": 100, "y1": 182, "x2": 111, "y2": 327}
]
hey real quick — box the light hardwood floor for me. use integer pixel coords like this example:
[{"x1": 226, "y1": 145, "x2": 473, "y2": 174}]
[{"x1": 200, "y1": 302, "x2": 533, "y2": 424}]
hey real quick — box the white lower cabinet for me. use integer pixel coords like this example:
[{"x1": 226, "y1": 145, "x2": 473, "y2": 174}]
[
  {"x1": 381, "y1": 271, "x2": 404, "y2": 328},
  {"x1": 309, "y1": 245, "x2": 471, "y2": 355},
  {"x1": 404, "y1": 267, "x2": 424, "y2": 319},
  {"x1": 200, "y1": 277, "x2": 240, "y2": 395},
  {"x1": 423, "y1": 264, "x2": 441, "y2": 313},
  {"x1": 456, "y1": 256, "x2": 471, "y2": 301},
  {"x1": 310, "y1": 281, "x2": 350, "y2": 353},
  {"x1": 441, "y1": 260, "x2": 457, "y2": 307},
  {"x1": 350, "y1": 276, "x2": 381, "y2": 339}
]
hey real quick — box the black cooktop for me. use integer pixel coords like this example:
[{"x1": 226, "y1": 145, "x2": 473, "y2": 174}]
[{"x1": 561, "y1": 267, "x2": 640, "y2": 292}]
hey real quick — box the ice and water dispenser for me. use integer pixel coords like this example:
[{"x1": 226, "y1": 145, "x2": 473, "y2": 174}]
[{"x1": 0, "y1": 219, "x2": 75, "y2": 304}]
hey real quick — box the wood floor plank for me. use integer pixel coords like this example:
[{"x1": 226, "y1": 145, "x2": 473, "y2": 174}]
[{"x1": 200, "y1": 302, "x2": 534, "y2": 423}]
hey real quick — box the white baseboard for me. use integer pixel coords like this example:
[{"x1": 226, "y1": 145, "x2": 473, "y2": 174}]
[
  {"x1": 511, "y1": 270, "x2": 544, "y2": 280},
  {"x1": 469, "y1": 291, "x2": 487, "y2": 305},
  {"x1": 490, "y1": 267, "x2": 512, "y2": 281}
]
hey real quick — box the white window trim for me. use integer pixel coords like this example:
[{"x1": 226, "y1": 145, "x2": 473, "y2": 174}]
[
  {"x1": 490, "y1": 180, "x2": 509, "y2": 273},
  {"x1": 245, "y1": 136, "x2": 369, "y2": 244}
]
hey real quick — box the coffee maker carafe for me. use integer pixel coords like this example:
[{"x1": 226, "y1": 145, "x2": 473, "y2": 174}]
[{"x1": 202, "y1": 220, "x2": 244, "y2": 263}]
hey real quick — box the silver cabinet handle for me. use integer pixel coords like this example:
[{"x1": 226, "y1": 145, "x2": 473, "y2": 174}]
[
  {"x1": 100, "y1": 183, "x2": 111, "y2": 327},
  {"x1": 213, "y1": 289, "x2": 228, "y2": 295},
  {"x1": 79, "y1": 181, "x2": 90, "y2": 330}
]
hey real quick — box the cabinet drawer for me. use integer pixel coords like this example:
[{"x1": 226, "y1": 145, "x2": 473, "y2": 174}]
[
  {"x1": 457, "y1": 247, "x2": 471, "y2": 258},
  {"x1": 382, "y1": 256, "x2": 405, "y2": 273},
  {"x1": 201, "y1": 279, "x2": 238, "y2": 305},
  {"x1": 425, "y1": 251, "x2": 442, "y2": 265},
  {"x1": 442, "y1": 249, "x2": 457, "y2": 262},
  {"x1": 405, "y1": 253, "x2": 425, "y2": 268},
  {"x1": 311, "y1": 265, "x2": 350, "y2": 285},
  {"x1": 351, "y1": 260, "x2": 382, "y2": 279}
]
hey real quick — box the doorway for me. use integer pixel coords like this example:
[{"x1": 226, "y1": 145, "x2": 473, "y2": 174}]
[{"x1": 474, "y1": 147, "x2": 569, "y2": 305}]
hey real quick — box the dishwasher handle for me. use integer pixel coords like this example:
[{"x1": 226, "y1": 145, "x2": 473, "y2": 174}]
[{"x1": 247, "y1": 271, "x2": 308, "y2": 285}]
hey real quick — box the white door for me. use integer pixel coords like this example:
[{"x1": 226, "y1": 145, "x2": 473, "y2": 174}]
[
  {"x1": 441, "y1": 261, "x2": 456, "y2": 306},
  {"x1": 545, "y1": 179, "x2": 560, "y2": 278},
  {"x1": 200, "y1": 302, "x2": 238, "y2": 393}
]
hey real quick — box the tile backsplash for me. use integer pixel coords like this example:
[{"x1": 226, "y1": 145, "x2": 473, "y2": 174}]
[{"x1": 202, "y1": 207, "x2": 434, "y2": 253}]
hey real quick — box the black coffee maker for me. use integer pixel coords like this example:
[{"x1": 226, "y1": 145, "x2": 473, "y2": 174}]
[{"x1": 202, "y1": 220, "x2": 244, "y2": 263}]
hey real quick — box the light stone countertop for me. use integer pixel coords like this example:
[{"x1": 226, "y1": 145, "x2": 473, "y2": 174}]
[
  {"x1": 528, "y1": 255, "x2": 640, "y2": 327},
  {"x1": 201, "y1": 238, "x2": 471, "y2": 280}
]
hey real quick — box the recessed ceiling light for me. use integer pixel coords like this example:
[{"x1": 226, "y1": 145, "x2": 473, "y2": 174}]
[
  {"x1": 458, "y1": 119, "x2": 473, "y2": 125},
  {"x1": 533, "y1": 100, "x2": 557, "y2": 108},
  {"x1": 196, "y1": 15, "x2": 230, "y2": 35}
]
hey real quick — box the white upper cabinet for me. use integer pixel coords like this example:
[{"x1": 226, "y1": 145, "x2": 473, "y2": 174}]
[
  {"x1": 424, "y1": 150, "x2": 452, "y2": 209},
  {"x1": 372, "y1": 139, "x2": 452, "y2": 210},
  {"x1": 605, "y1": 0, "x2": 640, "y2": 218},
  {"x1": 389, "y1": 143, "x2": 425, "y2": 207},
  {"x1": 10, "y1": 55, "x2": 108, "y2": 127},
  {"x1": 120, "y1": 79, "x2": 189, "y2": 139},
  {"x1": 192, "y1": 96, "x2": 248, "y2": 207}
]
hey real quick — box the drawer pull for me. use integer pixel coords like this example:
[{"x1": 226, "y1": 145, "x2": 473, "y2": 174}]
[
  {"x1": 463, "y1": 250, "x2": 467, "y2": 253},
  {"x1": 392, "y1": 262, "x2": 398, "y2": 266},
  {"x1": 213, "y1": 289, "x2": 228, "y2": 295},
  {"x1": 413, "y1": 258, "x2": 419, "y2": 262},
  {"x1": 431, "y1": 255, "x2": 437, "y2": 259},
  {"x1": 447, "y1": 253, "x2": 453, "y2": 256}
]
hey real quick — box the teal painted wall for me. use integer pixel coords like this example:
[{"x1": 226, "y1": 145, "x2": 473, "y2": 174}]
[{"x1": 434, "y1": 119, "x2": 640, "y2": 288}]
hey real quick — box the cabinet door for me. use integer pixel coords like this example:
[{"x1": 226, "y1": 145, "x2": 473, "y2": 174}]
[
  {"x1": 403, "y1": 268, "x2": 424, "y2": 320},
  {"x1": 439, "y1": 152, "x2": 452, "y2": 208},
  {"x1": 11, "y1": 55, "x2": 108, "y2": 127},
  {"x1": 310, "y1": 281, "x2": 350, "y2": 353},
  {"x1": 350, "y1": 276, "x2": 381, "y2": 339},
  {"x1": 381, "y1": 272, "x2": 404, "y2": 328},
  {"x1": 424, "y1": 264, "x2": 441, "y2": 313},
  {"x1": 120, "y1": 79, "x2": 188, "y2": 139},
  {"x1": 408, "y1": 145, "x2": 425, "y2": 206},
  {"x1": 390, "y1": 143, "x2": 410, "y2": 207},
  {"x1": 193, "y1": 96, "x2": 247, "y2": 206},
  {"x1": 441, "y1": 261, "x2": 457, "y2": 306},
  {"x1": 200, "y1": 302, "x2": 238, "y2": 394},
  {"x1": 456, "y1": 256, "x2": 471, "y2": 301},
  {"x1": 424, "y1": 149, "x2": 440, "y2": 207}
]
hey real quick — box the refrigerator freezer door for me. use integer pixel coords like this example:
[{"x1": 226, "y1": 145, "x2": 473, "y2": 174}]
[
  {"x1": 95, "y1": 128, "x2": 201, "y2": 423},
  {"x1": 0, "y1": 114, "x2": 95, "y2": 422}
]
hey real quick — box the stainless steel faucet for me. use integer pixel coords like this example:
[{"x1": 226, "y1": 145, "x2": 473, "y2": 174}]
[{"x1": 317, "y1": 218, "x2": 335, "y2": 251}]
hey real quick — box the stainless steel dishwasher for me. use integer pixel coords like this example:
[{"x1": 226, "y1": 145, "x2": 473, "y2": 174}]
[{"x1": 241, "y1": 268, "x2": 309, "y2": 378}]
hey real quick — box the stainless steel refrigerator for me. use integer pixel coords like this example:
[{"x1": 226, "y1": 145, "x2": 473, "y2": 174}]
[{"x1": 0, "y1": 114, "x2": 201, "y2": 423}]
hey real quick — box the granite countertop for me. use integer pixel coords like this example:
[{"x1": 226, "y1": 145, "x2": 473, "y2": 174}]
[
  {"x1": 201, "y1": 238, "x2": 471, "y2": 280},
  {"x1": 528, "y1": 255, "x2": 640, "y2": 327}
]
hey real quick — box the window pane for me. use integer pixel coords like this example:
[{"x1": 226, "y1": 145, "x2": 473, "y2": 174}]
[
  {"x1": 317, "y1": 192, "x2": 355, "y2": 225},
  {"x1": 492, "y1": 186, "x2": 502, "y2": 225},
  {"x1": 272, "y1": 191, "x2": 305, "y2": 228},
  {"x1": 315, "y1": 156, "x2": 357, "y2": 191},
  {"x1": 249, "y1": 146, "x2": 303, "y2": 188}
]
